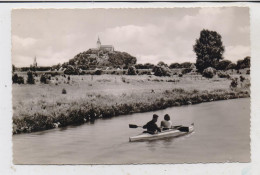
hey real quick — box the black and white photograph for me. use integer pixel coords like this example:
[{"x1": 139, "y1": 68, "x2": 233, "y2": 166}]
[{"x1": 11, "y1": 7, "x2": 250, "y2": 164}]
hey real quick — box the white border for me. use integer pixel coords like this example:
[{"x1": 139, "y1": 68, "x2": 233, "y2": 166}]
[{"x1": 0, "y1": 2, "x2": 259, "y2": 175}]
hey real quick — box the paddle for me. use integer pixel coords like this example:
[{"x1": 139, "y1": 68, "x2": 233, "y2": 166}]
[{"x1": 129, "y1": 124, "x2": 143, "y2": 128}]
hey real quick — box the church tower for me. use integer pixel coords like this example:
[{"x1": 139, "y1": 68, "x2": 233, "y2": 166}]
[
  {"x1": 97, "y1": 36, "x2": 101, "y2": 49},
  {"x1": 33, "y1": 56, "x2": 37, "y2": 67}
]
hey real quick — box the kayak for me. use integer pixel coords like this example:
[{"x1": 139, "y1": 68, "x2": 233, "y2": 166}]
[{"x1": 129, "y1": 123, "x2": 194, "y2": 142}]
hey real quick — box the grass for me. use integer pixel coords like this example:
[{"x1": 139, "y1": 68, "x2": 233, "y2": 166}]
[{"x1": 12, "y1": 71, "x2": 250, "y2": 134}]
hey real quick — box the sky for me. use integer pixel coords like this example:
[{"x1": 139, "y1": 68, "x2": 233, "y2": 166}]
[{"x1": 12, "y1": 7, "x2": 250, "y2": 67}]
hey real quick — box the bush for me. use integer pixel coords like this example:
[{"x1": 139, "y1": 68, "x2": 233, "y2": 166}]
[
  {"x1": 127, "y1": 66, "x2": 137, "y2": 75},
  {"x1": 181, "y1": 68, "x2": 192, "y2": 74},
  {"x1": 217, "y1": 60, "x2": 232, "y2": 70},
  {"x1": 12, "y1": 74, "x2": 24, "y2": 84},
  {"x1": 153, "y1": 66, "x2": 170, "y2": 77},
  {"x1": 240, "y1": 75, "x2": 245, "y2": 82},
  {"x1": 230, "y1": 78, "x2": 238, "y2": 89},
  {"x1": 217, "y1": 71, "x2": 230, "y2": 79},
  {"x1": 180, "y1": 62, "x2": 192, "y2": 68},
  {"x1": 62, "y1": 88, "x2": 67, "y2": 94},
  {"x1": 246, "y1": 70, "x2": 250, "y2": 74},
  {"x1": 157, "y1": 61, "x2": 168, "y2": 67},
  {"x1": 64, "y1": 65, "x2": 79, "y2": 75},
  {"x1": 27, "y1": 71, "x2": 35, "y2": 84},
  {"x1": 237, "y1": 56, "x2": 250, "y2": 69},
  {"x1": 94, "y1": 69, "x2": 102, "y2": 75},
  {"x1": 169, "y1": 63, "x2": 181, "y2": 69},
  {"x1": 202, "y1": 67, "x2": 216, "y2": 78},
  {"x1": 226, "y1": 63, "x2": 237, "y2": 70},
  {"x1": 40, "y1": 74, "x2": 48, "y2": 84}
]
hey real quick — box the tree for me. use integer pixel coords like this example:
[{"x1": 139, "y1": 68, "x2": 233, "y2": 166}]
[
  {"x1": 12, "y1": 64, "x2": 16, "y2": 73},
  {"x1": 153, "y1": 66, "x2": 170, "y2": 77},
  {"x1": 157, "y1": 61, "x2": 168, "y2": 67},
  {"x1": 169, "y1": 63, "x2": 181, "y2": 69},
  {"x1": 27, "y1": 71, "x2": 35, "y2": 84},
  {"x1": 12, "y1": 73, "x2": 24, "y2": 84},
  {"x1": 135, "y1": 64, "x2": 144, "y2": 69},
  {"x1": 180, "y1": 62, "x2": 192, "y2": 68},
  {"x1": 226, "y1": 63, "x2": 237, "y2": 70},
  {"x1": 40, "y1": 74, "x2": 48, "y2": 84},
  {"x1": 143, "y1": 63, "x2": 155, "y2": 69},
  {"x1": 193, "y1": 29, "x2": 225, "y2": 72},
  {"x1": 236, "y1": 56, "x2": 250, "y2": 69},
  {"x1": 127, "y1": 66, "x2": 137, "y2": 75},
  {"x1": 217, "y1": 60, "x2": 232, "y2": 70}
]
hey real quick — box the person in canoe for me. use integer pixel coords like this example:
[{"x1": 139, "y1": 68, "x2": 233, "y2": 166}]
[
  {"x1": 143, "y1": 114, "x2": 161, "y2": 134},
  {"x1": 160, "y1": 114, "x2": 172, "y2": 130}
]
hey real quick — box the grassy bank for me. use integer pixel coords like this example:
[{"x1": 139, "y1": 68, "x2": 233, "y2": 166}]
[{"x1": 12, "y1": 74, "x2": 250, "y2": 134}]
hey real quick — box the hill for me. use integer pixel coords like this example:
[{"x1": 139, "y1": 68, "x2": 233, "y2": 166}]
[{"x1": 57, "y1": 49, "x2": 137, "y2": 71}]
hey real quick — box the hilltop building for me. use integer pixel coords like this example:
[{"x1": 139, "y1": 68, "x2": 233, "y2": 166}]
[{"x1": 92, "y1": 37, "x2": 114, "y2": 52}]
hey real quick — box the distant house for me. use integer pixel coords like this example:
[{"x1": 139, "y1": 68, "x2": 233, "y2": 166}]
[{"x1": 91, "y1": 37, "x2": 114, "y2": 52}]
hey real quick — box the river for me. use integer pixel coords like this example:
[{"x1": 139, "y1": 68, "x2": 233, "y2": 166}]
[{"x1": 13, "y1": 98, "x2": 250, "y2": 164}]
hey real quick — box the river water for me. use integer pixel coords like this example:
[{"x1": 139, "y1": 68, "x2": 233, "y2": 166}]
[{"x1": 13, "y1": 98, "x2": 250, "y2": 164}]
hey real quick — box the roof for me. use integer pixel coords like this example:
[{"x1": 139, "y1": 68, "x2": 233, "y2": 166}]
[{"x1": 100, "y1": 45, "x2": 114, "y2": 48}]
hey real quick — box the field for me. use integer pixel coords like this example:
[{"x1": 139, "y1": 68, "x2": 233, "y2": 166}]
[{"x1": 12, "y1": 70, "x2": 250, "y2": 134}]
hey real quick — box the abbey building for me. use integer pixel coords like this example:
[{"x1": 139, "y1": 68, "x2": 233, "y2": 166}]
[{"x1": 93, "y1": 37, "x2": 114, "y2": 52}]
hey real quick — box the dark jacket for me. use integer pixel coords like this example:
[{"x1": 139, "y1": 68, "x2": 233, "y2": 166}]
[{"x1": 143, "y1": 120, "x2": 161, "y2": 133}]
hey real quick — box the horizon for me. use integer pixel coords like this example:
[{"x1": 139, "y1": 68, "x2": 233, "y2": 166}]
[{"x1": 12, "y1": 8, "x2": 250, "y2": 67}]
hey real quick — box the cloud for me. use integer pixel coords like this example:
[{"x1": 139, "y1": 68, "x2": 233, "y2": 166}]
[
  {"x1": 224, "y1": 45, "x2": 250, "y2": 61},
  {"x1": 12, "y1": 8, "x2": 250, "y2": 67},
  {"x1": 12, "y1": 35, "x2": 37, "y2": 48}
]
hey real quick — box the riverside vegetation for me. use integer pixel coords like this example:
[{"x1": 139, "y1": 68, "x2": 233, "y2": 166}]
[
  {"x1": 12, "y1": 70, "x2": 250, "y2": 134},
  {"x1": 12, "y1": 29, "x2": 251, "y2": 134}
]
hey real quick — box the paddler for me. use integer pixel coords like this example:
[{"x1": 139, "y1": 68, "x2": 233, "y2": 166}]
[
  {"x1": 160, "y1": 114, "x2": 172, "y2": 130},
  {"x1": 143, "y1": 114, "x2": 161, "y2": 134}
]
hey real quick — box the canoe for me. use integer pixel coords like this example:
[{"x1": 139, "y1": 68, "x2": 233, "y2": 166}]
[{"x1": 129, "y1": 123, "x2": 194, "y2": 142}]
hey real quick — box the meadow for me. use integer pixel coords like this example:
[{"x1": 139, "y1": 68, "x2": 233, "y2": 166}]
[{"x1": 12, "y1": 70, "x2": 250, "y2": 134}]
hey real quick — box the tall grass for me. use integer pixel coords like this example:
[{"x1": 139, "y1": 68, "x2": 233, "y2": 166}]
[{"x1": 12, "y1": 87, "x2": 249, "y2": 134}]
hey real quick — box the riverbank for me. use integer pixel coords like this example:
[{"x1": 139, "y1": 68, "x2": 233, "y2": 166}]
[{"x1": 12, "y1": 74, "x2": 250, "y2": 134}]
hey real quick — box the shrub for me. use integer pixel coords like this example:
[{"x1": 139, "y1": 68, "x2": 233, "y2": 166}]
[
  {"x1": 226, "y1": 63, "x2": 237, "y2": 70},
  {"x1": 181, "y1": 68, "x2": 192, "y2": 74},
  {"x1": 27, "y1": 71, "x2": 35, "y2": 84},
  {"x1": 127, "y1": 66, "x2": 137, "y2": 75},
  {"x1": 94, "y1": 69, "x2": 102, "y2": 75},
  {"x1": 157, "y1": 61, "x2": 168, "y2": 67},
  {"x1": 169, "y1": 63, "x2": 181, "y2": 69},
  {"x1": 180, "y1": 62, "x2": 192, "y2": 68},
  {"x1": 246, "y1": 70, "x2": 250, "y2": 74},
  {"x1": 217, "y1": 71, "x2": 230, "y2": 79},
  {"x1": 12, "y1": 74, "x2": 18, "y2": 83},
  {"x1": 40, "y1": 74, "x2": 48, "y2": 84},
  {"x1": 230, "y1": 78, "x2": 238, "y2": 89},
  {"x1": 237, "y1": 56, "x2": 250, "y2": 69},
  {"x1": 12, "y1": 74, "x2": 24, "y2": 84},
  {"x1": 240, "y1": 75, "x2": 245, "y2": 82},
  {"x1": 202, "y1": 67, "x2": 216, "y2": 78},
  {"x1": 64, "y1": 65, "x2": 80, "y2": 75},
  {"x1": 153, "y1": 66, "x2": 170, "y2": 77},
  {"x1": 62, "y1": 88, "x2": 67, "y2": 94},
  {"x1": 217, "y1": 60, "x2": 232, "y2": 70}
]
